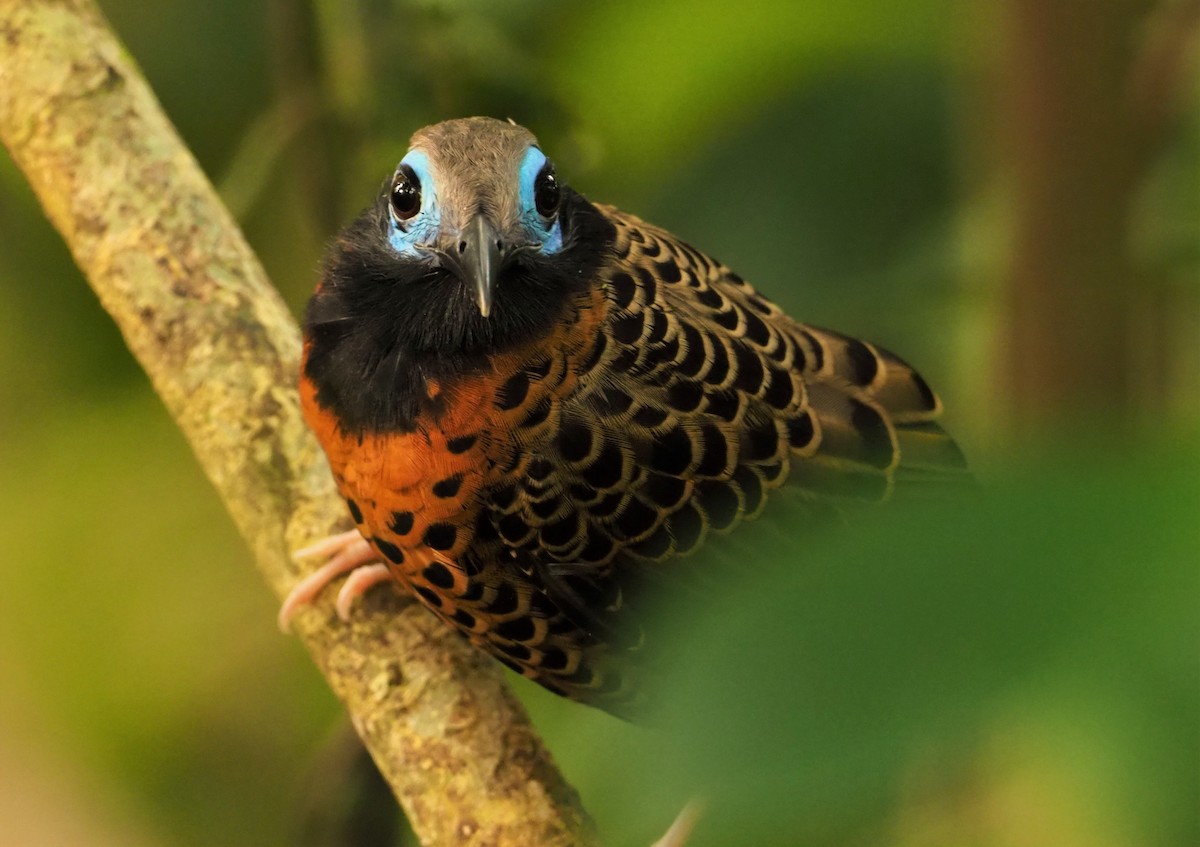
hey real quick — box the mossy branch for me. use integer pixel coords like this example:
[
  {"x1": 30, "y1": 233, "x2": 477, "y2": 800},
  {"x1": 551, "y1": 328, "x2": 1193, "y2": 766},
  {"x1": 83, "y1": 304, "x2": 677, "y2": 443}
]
[{"x1": 0, "y1": 2, "x2": 596, "y2": 844}]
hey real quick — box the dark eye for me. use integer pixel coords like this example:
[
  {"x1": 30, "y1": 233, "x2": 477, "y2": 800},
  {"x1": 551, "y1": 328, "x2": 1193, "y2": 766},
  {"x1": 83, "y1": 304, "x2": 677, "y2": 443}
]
[
  {"x1": 390, "y1": 166, "x2": 421, "y2": 222},
  {"x1": 534, "y1": 164, "x2": 560, "y2": 218}
]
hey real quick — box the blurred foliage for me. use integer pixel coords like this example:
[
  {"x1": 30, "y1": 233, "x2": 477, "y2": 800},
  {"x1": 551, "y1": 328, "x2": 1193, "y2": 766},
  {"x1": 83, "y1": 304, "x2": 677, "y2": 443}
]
[{"x1": 0, "y1": 0, "x2": 1196, "y2": 845}]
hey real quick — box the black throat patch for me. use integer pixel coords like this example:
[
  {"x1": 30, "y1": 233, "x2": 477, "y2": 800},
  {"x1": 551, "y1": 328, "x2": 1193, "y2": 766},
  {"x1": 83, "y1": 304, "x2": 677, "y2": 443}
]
[{"x1": 303, "y1": 188, "x2": 615, "y2": 434}]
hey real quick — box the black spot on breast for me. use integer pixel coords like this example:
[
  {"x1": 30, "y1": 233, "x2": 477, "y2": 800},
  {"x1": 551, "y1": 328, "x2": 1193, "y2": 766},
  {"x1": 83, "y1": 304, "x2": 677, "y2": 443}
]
[
  {"x1": 498, "y1": 640, "x2": 531, "y2": 661},
  {"x1": 787, "y1": 334, "x2": 808, "y2": 370},
  {"x1": 499, "y1": 513, "x2": 533, "y2": 544},
  {"x1": 610, "y1": 346, "x2": 639, "y2": 372},
  {"x1": 714, "y1": 309, "x2": 739, "y2": 331},
  {"x1": 911, "y1": 370, "x2": 937, "y2": 410},
  {"x1": 432, "y1": 474, "x2": 463, "y2": 498},
  {"x1": 746, "y1": 293, "x2": 773, "y2": 313},
  {"x1": 590, "y1": 385, "x2": 634, "y2": 417},
  {"x1": 422, "y1": 562, "x2": 455, "y2": 589},
  {"x1": 667, "y1": 380, "x2": 704, "y2": 413},
  {"x1": 448, "y1": 609, "x2": 475, "y2": 629},
  {"x1": 646, "y1": 310, "x2": 669, "y2": 344},
  {"x1": 677, "y1": 322, "x2": 706, "y2": 376},
  {"x1": 580, "y1": 528, "x2": 615, "y2": 562},
  {"x1": 644, "y1": 473, "x2": 688, "y2": 510},
  {"x1": 569, "y1": 483, "x2": 599, "y2": 502},
  {"x1": 761, "y1": 461, "x2": 786, "y2": 483},
  {"x1": 495, "y1": 616, "x2": 536, "y2": 642},
  {"x1": 590, "y1": 491, "x2": 625, "y2": 518},
  {"x1": 766, "y1": 332, "x2": 790, "y2": 363},
  {"x1": 743, "y1": 310, "x2": 770, "y2": 346},
  {"x1": 542, "y1": 514, "x2": 581, "y2": 547},
  {"x1": 845, "y1": 338, "x2": 878, "y2": 386},
  {"x1": 801, "y1": 330, "x2": 825, "y2": 370},
  {"x1": 616, "y1": 496, "x2": 659, "y2": 540},
  {"x1": 656, "y1": 259, "x2": 682, "y2": 283},
  {"x1": 705, "y1": 390, "x2": 741, "y2": 422},
  {"x1": 696, "y1": 424, "x2": 730, "y2": 477},
  {"x1": 446, "y1": 433, "x2": 477, "y2": 454},
  {"x1": 529, "y1": 591, "x2": 557, "y2": 617},
  {"x1": 389, "y1": 510, "x2": 414, "y2": 535},
  {"x1": 695, "y1": 286, "x2": 724, "y2": 309},
  {"x1": 346, "y1": 499, "x2": 363, "y2": 524},
  {"x1": 582, "y1": 443, "x2": 625, "y2": 489},
  {"x1": 651, "y1": 426, "x2": 694, "y2": 475},
  {"x1": 527, "y1": 457, "x2": 553, "y2": 481},
  {"x1": 698, "y1": 481, "x2": 740, "y2": 530},
  {"x1": 669, "y1": 503, "x2": 704, "y2": 553},
  {"x1": 632, "y1": 404, "x2": 670, "y2": 429},
  {"x1": 496, "y1": 371, "x2": 530, "y2": 410},
  {"x1": 613, "y1": 312, "x2": 644, "y2": 344},
  {"x1": 473, "y1": 513, "x2": 499, "y2": 544},
  {"x1": 763, "y1": 368, "x2": 795, "y2": 409},
  {"x1": 634, "y1": 526, "x2": 672, "y2": 558},
  {"x1": 423, "y1": 523, "x2": 458, "y2": 551},
  {"x1": 489, "y1": 582, "x2": 520, "y2": 615},
  {"x1": 733, "y1": 466, "x2": 764, "y2": 512},
  {"x1": 610, "y1": 271, "x2": 636, "y2": 308},
  {"x1": 489, "y1": 485, "x2": 516, "y2": 510},
  {"x1": 641, "y1": 238, "x2": 661, "y2": 258},
  {"x1": 703, "y1": 335, "x2": 731, "y2": 384},
  {"x1": 744, "y1": 419, "x2": 780, "y2": 462},
  {"x1": 732, "y1": 345, "x2": 765, "y2": 393},
  {"x1": 414, "y1": 586, "x2": 443, "y2": 607},
  {"x1": 374, "y1": 538, "x2": 405, "y2": 564},
  {"x1": 787, "y1": 413, "x2": 815, "y2": 449},
  {"x1": 540, "y1": 647, "x2": 569, "y2": 670},
  {"x1": 530, "y1": 496, "x2": 562, "y2": 521},
  {"x1": 526, "y1": 354, "x2": 554, "y2": 380},
  {"x1": 851, "y1": 401, "x2": 895, "y2": 468},
  {"x1": 461, "y1": 581, "x2": 485, "y2": 602},
  {"x1": 557, "y1": 420, "x2": 594, "y2": 463},
  {"x1": 521, "y1": 396, "x2": 553, "y2": 428},
  {"x1": 636, "y1": 265, "x2": 659, "y2": 304},
  {"x1": 646, "y1": 335, "x2": 680, "y2": 370}
]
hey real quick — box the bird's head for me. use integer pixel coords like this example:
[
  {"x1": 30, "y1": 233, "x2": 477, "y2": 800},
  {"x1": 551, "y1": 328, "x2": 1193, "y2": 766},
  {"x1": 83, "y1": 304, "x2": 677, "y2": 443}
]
[
  {"x1": 388, "y1": 118, "x2": 565, "y2": 318},
  {"x1": 305, "y1": 117, "x2": 615, "y2": 430}
]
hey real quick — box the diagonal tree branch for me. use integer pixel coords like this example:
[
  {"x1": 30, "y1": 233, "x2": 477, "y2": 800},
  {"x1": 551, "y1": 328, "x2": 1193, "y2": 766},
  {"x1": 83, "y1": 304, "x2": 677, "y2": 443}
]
[{"x1": 0, "y1": 2, "x2": 597, "y2": 845}]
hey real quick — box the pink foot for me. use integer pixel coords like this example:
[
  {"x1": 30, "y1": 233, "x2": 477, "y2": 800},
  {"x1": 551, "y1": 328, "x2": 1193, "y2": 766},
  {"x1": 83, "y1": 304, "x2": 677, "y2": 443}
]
[{"x1": 278, "y1": 530, "x2": 394, "y2": 631}]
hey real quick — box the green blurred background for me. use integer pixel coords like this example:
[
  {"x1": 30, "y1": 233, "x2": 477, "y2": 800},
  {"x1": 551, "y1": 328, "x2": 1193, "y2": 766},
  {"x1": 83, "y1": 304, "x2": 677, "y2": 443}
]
[{"x1": 0, "y1": 1, "x2": 1196, "y2": 845}]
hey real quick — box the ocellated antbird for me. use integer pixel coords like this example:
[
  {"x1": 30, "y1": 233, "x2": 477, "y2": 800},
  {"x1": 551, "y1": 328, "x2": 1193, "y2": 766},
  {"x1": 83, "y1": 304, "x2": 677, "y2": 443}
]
[{"x1": 282, "y1": 117, "x2": 968, "y2": 718}]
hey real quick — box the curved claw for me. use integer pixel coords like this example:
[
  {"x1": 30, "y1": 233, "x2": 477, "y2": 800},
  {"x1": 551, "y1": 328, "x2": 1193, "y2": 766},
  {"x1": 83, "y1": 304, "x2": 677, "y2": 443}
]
[
  {"x1": 335, "y1": 563, "x2": 395, "y2": 621},
  {"x1": 279, "y1": 531, "x2": 385, "y2": 631}
]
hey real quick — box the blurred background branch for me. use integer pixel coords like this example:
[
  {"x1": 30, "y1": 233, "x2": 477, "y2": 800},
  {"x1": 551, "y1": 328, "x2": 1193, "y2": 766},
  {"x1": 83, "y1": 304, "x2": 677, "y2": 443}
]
[{"x1": 993, "y1": 0, "x2": 1199, "y2": 438}]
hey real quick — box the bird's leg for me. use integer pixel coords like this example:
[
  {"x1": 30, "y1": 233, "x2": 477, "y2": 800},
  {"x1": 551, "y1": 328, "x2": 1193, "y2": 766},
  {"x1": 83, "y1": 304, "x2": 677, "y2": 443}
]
[{"x1": 278, "y1": 530, "x2": 394, "y2": 631}]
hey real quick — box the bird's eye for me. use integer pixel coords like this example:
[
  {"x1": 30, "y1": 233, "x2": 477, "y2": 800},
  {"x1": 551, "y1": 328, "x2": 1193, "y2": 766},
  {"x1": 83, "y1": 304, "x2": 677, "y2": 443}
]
[
  {"x1": 390, "y1": 166, "x2": 421, "y2": 222},
  {"x1": 534, "y1": 164, "x2": 560, "y2": 218}
]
